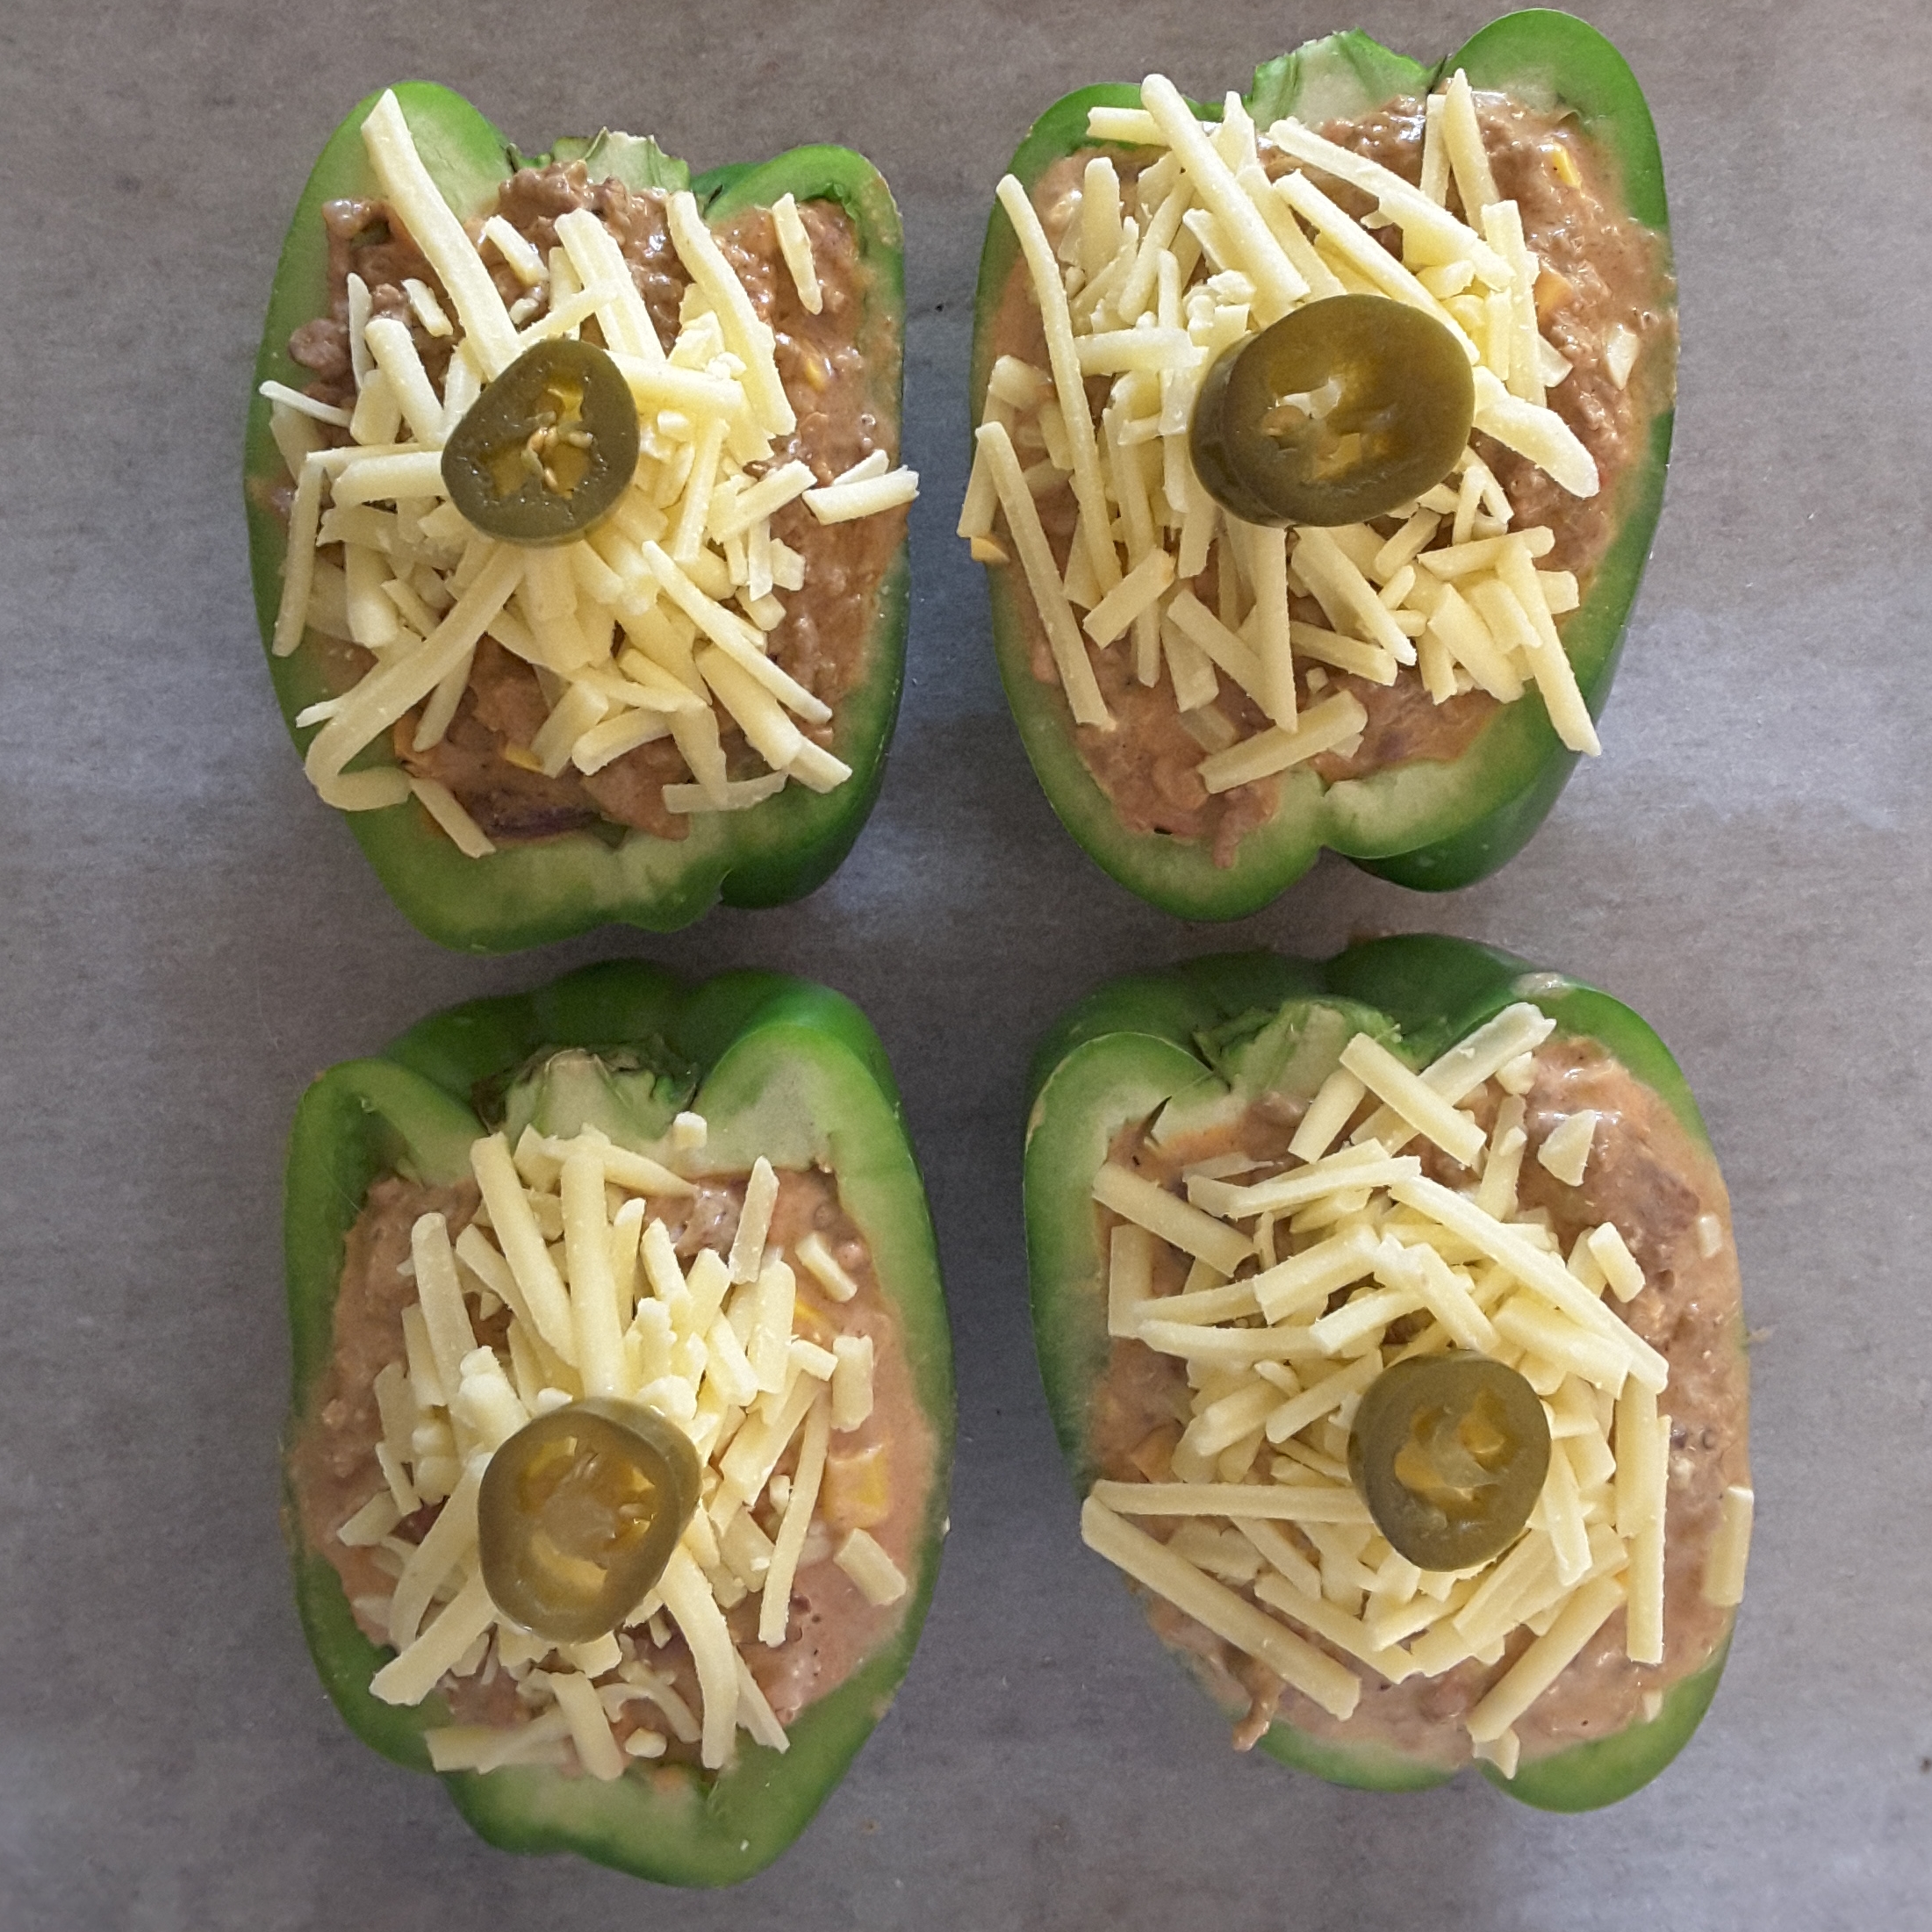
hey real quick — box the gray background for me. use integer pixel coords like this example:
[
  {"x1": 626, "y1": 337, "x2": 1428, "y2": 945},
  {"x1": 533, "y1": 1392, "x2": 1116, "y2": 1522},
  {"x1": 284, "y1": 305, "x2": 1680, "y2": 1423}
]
[{"x1": 2, "y1": 0, "x2": 1924, "y2": 1926}]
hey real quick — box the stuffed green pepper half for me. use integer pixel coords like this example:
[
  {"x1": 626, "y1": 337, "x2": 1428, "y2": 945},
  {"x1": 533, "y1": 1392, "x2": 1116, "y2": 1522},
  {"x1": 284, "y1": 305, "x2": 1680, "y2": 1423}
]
[
  {"x1": 963, "y1": 11, "x2": 1674, "y2": 914},
  {"x1": 284, "y1": 962, "x2": 952, "y2": 1882},
  {"x1": 1024, "y1": 937, "x2": 1749, "y2": 1807},
  {"x1": 248, "y1": 84, "x2": 916, "y2": 951}
]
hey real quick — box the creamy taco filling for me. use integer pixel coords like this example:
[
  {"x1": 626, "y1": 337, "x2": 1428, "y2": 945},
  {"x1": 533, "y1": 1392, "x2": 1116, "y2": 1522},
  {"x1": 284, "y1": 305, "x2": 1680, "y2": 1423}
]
[
  {"x1": 1082, "y1": 1003, "x2": 1749, "y2": 1776},
  {"x1": 262, "y1": 91, "x2": 916, "y2": 854},
  {"x1": 289, "y1": 1106, "x2": 932, "y2": 1778},
  {"x1": 964, "y1": 73, "x2": 1673, "y2": 865}
]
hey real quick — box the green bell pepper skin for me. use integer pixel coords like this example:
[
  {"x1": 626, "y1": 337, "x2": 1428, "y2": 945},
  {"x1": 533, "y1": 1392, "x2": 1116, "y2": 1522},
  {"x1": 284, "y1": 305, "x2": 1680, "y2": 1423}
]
[
  {"x1": 246, "y1": 86, "x2": 909, "y2": 952},
  {"x1": 284, "y1": 961, "x2": 953, "y2": 1884},
  {"x1": 973, "y1": 11, "x2": 1672, "y2": 915},
  {"x1": 1024, "y1": 936, "x2": 1738, "y2": 1810}
]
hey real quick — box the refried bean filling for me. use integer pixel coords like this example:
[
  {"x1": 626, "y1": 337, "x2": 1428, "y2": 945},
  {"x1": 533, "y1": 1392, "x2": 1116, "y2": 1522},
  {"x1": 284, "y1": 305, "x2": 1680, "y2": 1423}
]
[
  {"x1": 286, "y1": 162, "x2": 903, "y2": 845},
  {"x1": 1087, "y1": 1031, "x2": 1744, "y2": 1768},
  {"x1": 289, "y1": 1158, "x2": 932, "y2": 1778},
  {"x1": 987, "y1": 91, "x2": 1675, "y2": 867}
]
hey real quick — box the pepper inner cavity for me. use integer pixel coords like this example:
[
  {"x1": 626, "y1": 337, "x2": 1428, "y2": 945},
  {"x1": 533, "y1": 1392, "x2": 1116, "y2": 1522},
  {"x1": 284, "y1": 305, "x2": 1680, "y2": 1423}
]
[
  {"x1": 518, "y1": 1430, "x2": 662, "y2": 1569},
  {"x1": 487, "y1": 376, "x2": 593, "y2": 503},
  {"x1": 1257, "y1": 376, "x2": 1368, "y2": 481},
  {"x1": 1391, "y1": 1387, "x2": 1516, "y2": 1519}
]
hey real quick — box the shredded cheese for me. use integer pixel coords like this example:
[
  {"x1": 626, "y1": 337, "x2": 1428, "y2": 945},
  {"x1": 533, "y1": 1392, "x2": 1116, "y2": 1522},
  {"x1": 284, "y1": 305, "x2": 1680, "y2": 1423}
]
[
  {"x1": 327, "y1": 1104, "x2": 917, "y2": 1780},
  {"x1": 1075, "y1": 1005, "x2": 1744, "y2": 1769},
  {"x1": 1536, "y1": 1110, "x2": 1598, "y2": 1187},
  {"x1": 1083, "y1": 1497, "x2": 1360, "y2": 1719},
  {"x1": 770, "y1": 192, "x2": 823, "y2": 314},
  {"x1": 1702, "y1": 1484, "x2": 1754, "y2": 1607},
  {"x1": 835, "y1": 1528, "x2": 909, "y2": 1606},
  {"x1": 965, "y1": 69, "x2": 1640, "y2": 850}
]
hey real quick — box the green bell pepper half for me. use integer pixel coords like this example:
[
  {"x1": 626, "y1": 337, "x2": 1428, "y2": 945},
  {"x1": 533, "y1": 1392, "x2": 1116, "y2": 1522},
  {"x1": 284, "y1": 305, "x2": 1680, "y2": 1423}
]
[
  {"x1": 246, "y1": 85, "x2": 910, "y2": 952},
  {"x1": 971, "y1": 11, "x2": 1673, "y2": 916},
  {"x1": 283, "y1": 960, "x2": 954, "y2": 1884},
  {"x1": 1023, "y1": 935, "x2": 1737, "y2": 1809}
]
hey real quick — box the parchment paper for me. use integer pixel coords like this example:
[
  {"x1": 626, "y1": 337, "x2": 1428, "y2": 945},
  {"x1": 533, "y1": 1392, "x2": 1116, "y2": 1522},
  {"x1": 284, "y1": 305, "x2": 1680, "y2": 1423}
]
[{"x1": 1, "y1": 3, "x2": 1925, "y2": 1926}]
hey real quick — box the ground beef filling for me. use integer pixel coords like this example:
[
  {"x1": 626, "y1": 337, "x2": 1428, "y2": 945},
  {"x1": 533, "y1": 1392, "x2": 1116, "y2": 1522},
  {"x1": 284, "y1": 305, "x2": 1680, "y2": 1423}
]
[
  {"x1": 288, "y1": 1162, "x2": 932, "y2": 1775},
  {"x1": 990, "y1": 91, "x2": 1674, "y2": 860},
  {"x1": 1088, "y1": 1038, "x2": 1744, "y2": 1770},
  {"x1": 288, "y1": 164, "x2": 903, "y2": 845}
]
